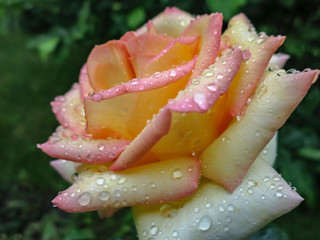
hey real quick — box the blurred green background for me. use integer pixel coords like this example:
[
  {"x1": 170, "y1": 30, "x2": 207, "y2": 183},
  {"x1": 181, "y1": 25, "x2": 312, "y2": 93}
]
[{"x1": 0, "y1": 0, "x2": 319, "y2": 239}]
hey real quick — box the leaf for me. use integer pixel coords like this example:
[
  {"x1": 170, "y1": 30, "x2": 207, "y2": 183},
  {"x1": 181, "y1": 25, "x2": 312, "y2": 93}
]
[
  {"x1": 28, "y1": 35, "x2": 60, "y2": 61},
  {"x1": 127, "y1": 8, "x2": 146, "y2": 29},
  {"x1": 205, "y1": 0, "x2": 248, "y2": 20},
  {"x1": 248, "y1": 227, "x2": 289, "y2": 240},
  {"x1": 298, "y1": 147, "x2": 320, "y2": 161}
]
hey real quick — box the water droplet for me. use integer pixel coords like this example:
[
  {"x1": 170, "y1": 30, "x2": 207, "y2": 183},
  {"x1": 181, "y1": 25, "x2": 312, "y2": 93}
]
[
  {"x1": 170, "y1": 70, "x2": 176, "y2": 77},
  {"x1": 223, "y1": 225, "x2": 229, "y2": 232},
  {"x1": 226, "y1": 216, "x2": 232, "y2": 223},
  {"x1": 205, "y1": 202, "x2": 212, "y2": 208},
  {"x1": 114, "y1": 190, "x2": 121, "y2": 198},
  {"x1": 227, "y1": 204, "x2": 235, "y2": 212},
  {"x1": 273, "y1": 176, "x2": 280, "y2": 181},
  {"x1": 263, "y1": 175, "x2": 270, "y2": 182},
  {"x1": 199, "y1": 215, "x2": 212, "y2": 231},
  {"x1": 99, "y1": 191, "x2": 111, "y2": 201},
  {"x1": 194, "y1": 207, "x2": 200, "y2": 213},
  {"x1": 96, "y1": 177, "x2": 105, "y2": 186},
  {"x1": 275, "y1": 190, "x2": 283, "y2": 198},
  {"x1": 110, "y1": 174, "x2": 117, "y2": 181},
  {"x1": 77, "y1": 192, "x2": 91, "y2": 206},
  {"x1": 217, "y1": 74, "x2": 223, "y2": 80},
  {"x1": 193, "y1": 93, "x2": 207, "y2": 110},
  {"x1": 150, "y1": 225, "x2": 159, "y2": 236},
  {"x1": 255, "y1": 130, "x2": 261, "y2": 137},
  {"x1": 206, "y1": 83, "x2": 218, "y2": 92},
  {"x1": 118, "y1": 177, "x2": 127, "y2": 184},
  {"x1": 248, "y1": 180, "x2": 257, "y2": 187},
  {"x1": 97, "y1": 143, "x2": 105, "y2": 151},
  {"x1": 247, "y1": 188, "x2": 254, "y2": 194},
  {"x1": 218, "y1": 205, "x2": 225, "y2": 212},
  {"x1": 260, "y1": 194, "x2": 266, "y2": 200},
  {"x1": 173, "y1": 169, "x2": 183, "y2": 179},
  {"x1": 70, "y1": 192, "x2": 76, "y2": 198}
]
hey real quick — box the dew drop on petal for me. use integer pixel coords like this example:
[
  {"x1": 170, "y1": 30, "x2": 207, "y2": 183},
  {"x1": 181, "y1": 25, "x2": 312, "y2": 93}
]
[
  {"x1": 96, "y1": 177, "x2": 105, "y2": 186},
  {"x1": 199, "y1": 215, "x2": 212, "y2": 231},
  {"x1": 173, "y1": 169, "x2": 183, "y2": 179},
  {"x1": 99, "y1": 191, "x2": 111, "y2": 201},
  {"x1": 77, "y1": 192, "x2": 91, "y2": 206},
  {"x1": 150, "y1": 225, "x2": 159, "y2": 236}
]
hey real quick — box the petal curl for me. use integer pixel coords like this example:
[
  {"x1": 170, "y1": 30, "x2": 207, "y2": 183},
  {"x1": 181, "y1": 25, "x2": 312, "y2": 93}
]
[
  {"x1": 222, "y1": 13, "x2": 285, "y2": 117},
  {"x1": 50, "y1": 159, "x2": 81, "y2": 183},
  {"x1": 136, "y1": 7, "x2": 194, "y2": 38},
  {"x1": 38, "y1": 126, "x2": 130, "y2": 164},
  {"x1": 51, "y1": 83, "x2": 86, "y2": 133},
  {"x1": 87, "y1": 40, "x2": 135, "y2": 92},
  {"x1": 110, "y1": 48, "x2": 244, "y2": 171},
  {"x1": 269, "y1": 53, "x2": 290, "y2": 69},
  {"x1": 133, "y1": 158, "x2": 303, "y2": 240},
  {"x1": 201, "y1": 69, "x2": 320, "y2": 192},
  {"x1": 52, "y1": 157, "x2": 200, "y2": 213},
  {"x1": 182, "y1": 13, "x2": 223, "y2": 81}
]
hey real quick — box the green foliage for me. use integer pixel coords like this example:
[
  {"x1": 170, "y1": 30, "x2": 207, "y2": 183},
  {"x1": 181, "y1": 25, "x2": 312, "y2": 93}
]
[
  {"x1": 248, "y1": 227, "x2": 289, "y2": 240},
  {"x1": 206, "y1": 0, "x2": 248, "y2": 20}
]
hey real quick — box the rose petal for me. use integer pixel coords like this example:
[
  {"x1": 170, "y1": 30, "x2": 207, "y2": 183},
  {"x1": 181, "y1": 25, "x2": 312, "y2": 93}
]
[
  {"x1": 269, "y1": 53, "x2": 290, "y2": 69},
  {"x1": 136, "y1": 7, "x2": 194, "y2": 38},
  {"x1": 79, "y1": 64, "x2": 93, "y2": 103},
  {"x1": 87, "y1": 40, "x2": 135, "y2": 92},
  {"x1": 38, "y1": 126, "x2": 131, "y2": 164},
  {"x1": 258, "y1": 132, "x2": 277, "y2": 166},
  {"x1": 98, "y1": 209, "x2": 119, "y2": 218},
  {"x1": 182, "y1": 13, "x2": 223, "y2": 81},
  {"x1": 201, "y1": 69, "x2": 320, "y2": 192},
  {"x1": 50, "y1": 159, "x2": 81, "y2": 183},
  {"x1": 110, "y1": 48, "x2": 243, "y2": 171},
  {"x1": 51, "y1": 83, "x2": 86, "y2": 133},
  {"x1": 85, "y1": 58, "x2": 196, "y2": 139},
  {"x1": 222, "y1": 13, "x2": 285, "y2": 117},
  {"x1": 52, "y1": 157, "x2": 200, "y2": 213},
  {"x1": 133, "y1": 158, "x2": 303, "y2": 240}
]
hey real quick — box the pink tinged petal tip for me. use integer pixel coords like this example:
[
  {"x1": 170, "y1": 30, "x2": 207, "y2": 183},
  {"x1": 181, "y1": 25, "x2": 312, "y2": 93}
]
[
  {"x1": 135, "y1": 7, "x2": 194, "y2": 37},
  {"x1": 79, "y1": 64, "x2": 93, "y2": 103},
  {"x1": 201, "y1": 69, "x2": 320, "y2": 192},
  {"x1": 167, "y1": 47, "x2": 244, "y2": 113},
  {"x1": 133, "y1": 158, "x2": 303, "y2": 240},
  {"x1": 110, "y1": 108, "x2": 172, "y2": 171},
  {"x1": 182, "y1": 13, "x2": 223, "y2": 81},
  {"x1": 52, "y1": 157, "x2": 200, "y2": 213},
  {"x1": 50, "y1": 159, "x2": 81, "y2": 183},
  {"x1": 269, "y1": 53, "x2": 290, "y2": 69},
  {"x1": 38, "y1": 126, "x2": 131, "y2": 164},
  {"x1": 86, "y1": 57, "x2": 197, "y2": 102},
  {"x1": 51, "y1": 83, "x2": 86, "y2": 133}
]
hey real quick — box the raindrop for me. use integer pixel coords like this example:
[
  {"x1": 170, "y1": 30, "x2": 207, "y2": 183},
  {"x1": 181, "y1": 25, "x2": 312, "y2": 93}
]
[
  {"x1": 206, "y1": 83, "x2": 218, "y2": 92},
  {"x1": 255, "y1": 130, "x2": 261, "y2": 137},
  {"x1": 170, "y1": 70, "x2": 177, "y2": 77},
  {"x1": 99, "y1": 191, "x2": 111, "y2": 201},
  {"x1": 226, "y1": 216, "x2": 232, "y2": 223},
  {"x1": 118, "y1": 177, "x2": 127, "y2": 184},
  {"x1": 96, "y1": 177, "x2": 105, "y2": 186},
  {"x1": 275, "y1": 190, "x2": 283, "y2": 198},
  {"x1": 150, "y1": 225, "x2": 159, "y2": 236},
  {"x1": 247, "y1": 188, "x2": 254, "y2": 194},
  {"x1": 173, "y1": 169, "x2": 183, "y2": 179},
  {"x1": 77, "y1": 192, "x2": 91, "y2": 206},
  {"x1": 110, "y1": 174, "x2": 117, "y2": 181},
  {"x1": 217, "y1": 74, "x2": 223, "y2": 80},
  {"x1": 223, "y1": 225, "x2": 230, "y2": 232},
  {"x1": 194, "y1": 207, "x2": 200, "y2": 213},
  {"x1": 218, "y1": 205, "x2": 225, "y2": 212},
  {"x1": 97, "y1": 143, "x2": 105, "y2": 151},
  {"x1": 260, "y1": 194, "x2": 266, "y2": 200},
  {"x1": 199, "y1": 215, "x2": 212, "y2": 231},
  {"x1": 172, "y1": 231, "x2": 178, "y2": 237},
  {"x1": 227, "y1": 204, "x2": 235, "y2": 212},
  {"x1": 205, "y1": 202, "x2": 212, "y2": 208},
  {"x1": 114, "y1": 190, "x2": 121, "y2": 198}
]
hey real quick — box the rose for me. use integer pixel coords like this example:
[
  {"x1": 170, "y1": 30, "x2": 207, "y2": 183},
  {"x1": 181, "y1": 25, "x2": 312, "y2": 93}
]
[{"x1": 38, "y1": 7, "x2": 319, "y2": 239}]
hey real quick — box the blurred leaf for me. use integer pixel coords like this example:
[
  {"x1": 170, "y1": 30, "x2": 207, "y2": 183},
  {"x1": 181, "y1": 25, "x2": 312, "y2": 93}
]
[
  {"x1": 127, "y1": 8, "x2": 146, "y2": 29},
  {"x1": 27, "y1": 34, "x2": 60, "y2": 61},
  {"x1": 279, "y1": 0, "x2": 295, "y2": 8},
  {"x1": 248, "y1": 227, "x2": 289, "y2": 240},
  {"x1": 41, "y1": 215, "x2": 58, "y2": 240},
  {"x1": 206, "y1": 0, "x2": 248, "y2": 20},
  {"x1": 298, "y1": 147, "x2": 320, "y2": 161},
  {"x1": 277, "y1": 149, "x2": 316, "y2": 207},
  {"x1": 71, "y1": 0, "x2": 91, "y2": 40}
]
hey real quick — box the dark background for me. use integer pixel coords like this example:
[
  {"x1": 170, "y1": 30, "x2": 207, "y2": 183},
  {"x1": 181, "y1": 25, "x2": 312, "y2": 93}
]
[{"x1": 0, "y1": 0, "x2": 320, "y2": 239}]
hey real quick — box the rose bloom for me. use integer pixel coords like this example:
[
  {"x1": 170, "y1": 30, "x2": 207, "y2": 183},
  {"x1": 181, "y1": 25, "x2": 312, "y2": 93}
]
[{"x1": 38, "y1": 7, "x2": 319, "y2": 240}]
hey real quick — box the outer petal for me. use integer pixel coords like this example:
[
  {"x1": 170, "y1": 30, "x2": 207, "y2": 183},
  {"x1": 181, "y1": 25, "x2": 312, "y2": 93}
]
[
  {"x1": 269, "y1": 53, "x2": 290, "y2": 69},
  {"x1": 51, "y1": 83, "x2": 86, "y2": 133},
  {"x1": 258, "y1": 132, "x2": 277, "y2": 166},
  {"x1": 87, "y1": 40, "x2": 135, "y2": 92},
  {"x1": 38, "y1": 126, "x2": 131, "y2": 164},
  {"x1": 79, "y1": 64, "x2": 93, "y2": 103},
  {"x1": 136, "y1": 7, "x2": 194, "y2": 38},
  {"x1": 52, "y1": 157, "x2": 200, "y2": 213},
  {"x1": 133, "y1": 158, "x2": 303, "y2": 240},
  {"x1": 110, "y1": 48, "x2": 244, "y2": 171},
  {"x1": 50, "y1": 159, "x2": 81, "y2": 183},
  {"x1": 222, "y1": 14, "x2": 285, "y2": 117},
  {"x1": 201, "y1": 69, "x2": 320, "y2": 192},
  {"x1": 182, "y1": 13, "x2": 223, "y2": 81}
]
